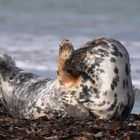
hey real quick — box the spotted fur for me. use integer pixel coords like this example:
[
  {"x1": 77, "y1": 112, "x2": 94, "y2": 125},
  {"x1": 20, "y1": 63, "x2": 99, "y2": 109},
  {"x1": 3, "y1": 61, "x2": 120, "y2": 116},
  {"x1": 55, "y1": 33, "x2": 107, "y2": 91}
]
[
  {"x1": 63, "y1": 37, "x2": 134, "y2": 120},
  {"x1": 0, "y1": 37, "x2": 135, "y2": 120}
]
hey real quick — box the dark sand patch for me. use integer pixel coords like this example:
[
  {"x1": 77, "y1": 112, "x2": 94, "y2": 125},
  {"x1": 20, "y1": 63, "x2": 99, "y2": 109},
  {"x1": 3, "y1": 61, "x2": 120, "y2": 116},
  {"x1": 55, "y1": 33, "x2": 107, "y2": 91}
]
[{"x1": 0, "y1": 101, "x2": 140, "y2": 140}]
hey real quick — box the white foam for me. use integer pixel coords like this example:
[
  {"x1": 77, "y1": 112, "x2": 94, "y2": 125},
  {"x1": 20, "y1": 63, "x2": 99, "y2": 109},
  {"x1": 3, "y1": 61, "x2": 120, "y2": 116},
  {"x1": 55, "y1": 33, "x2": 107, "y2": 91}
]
[
  {"x1": 16, "y1": 60, "x2": 57, "y2": 71},
  {"x1": 132, "y1": 80, "x2": 140, "y2": 89}
]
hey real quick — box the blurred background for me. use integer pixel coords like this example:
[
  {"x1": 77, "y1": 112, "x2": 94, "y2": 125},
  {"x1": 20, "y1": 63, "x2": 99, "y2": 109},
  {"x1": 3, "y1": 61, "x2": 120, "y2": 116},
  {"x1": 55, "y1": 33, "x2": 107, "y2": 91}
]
[{"x1": 0, "y1": 0, "x2": 140, "y2": 92}]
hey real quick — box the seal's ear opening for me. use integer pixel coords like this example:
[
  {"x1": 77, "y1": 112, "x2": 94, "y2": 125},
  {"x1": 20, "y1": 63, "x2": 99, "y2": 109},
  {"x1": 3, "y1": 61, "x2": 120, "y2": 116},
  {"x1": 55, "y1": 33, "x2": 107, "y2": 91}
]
[{"x1": 57, "y1": 39, "x2": 81, "y2": 88}]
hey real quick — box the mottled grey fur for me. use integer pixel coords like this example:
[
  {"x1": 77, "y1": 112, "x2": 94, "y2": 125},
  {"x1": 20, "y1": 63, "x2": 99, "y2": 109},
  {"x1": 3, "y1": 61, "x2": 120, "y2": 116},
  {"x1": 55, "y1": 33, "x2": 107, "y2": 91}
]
[{"x1": 0, "y1": 37, "x2": 135, "y2": 120}]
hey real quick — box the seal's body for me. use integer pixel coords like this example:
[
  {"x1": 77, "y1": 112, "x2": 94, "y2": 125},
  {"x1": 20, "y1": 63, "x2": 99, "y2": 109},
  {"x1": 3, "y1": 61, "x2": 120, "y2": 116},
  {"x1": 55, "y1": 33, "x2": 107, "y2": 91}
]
[
  {"x1": 0, "y1": 37, "x2": 134, "y2": 120},
  {"x1": 0, "y1": 57, "x2": 65, "y2": 119}
]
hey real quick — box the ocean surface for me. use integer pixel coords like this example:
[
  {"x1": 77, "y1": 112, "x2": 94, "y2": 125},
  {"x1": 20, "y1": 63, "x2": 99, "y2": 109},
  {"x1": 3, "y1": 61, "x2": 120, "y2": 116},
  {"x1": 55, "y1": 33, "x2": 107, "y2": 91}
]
[{"x1": 0, "y1": 0, "x2": 140, "y2": 112}]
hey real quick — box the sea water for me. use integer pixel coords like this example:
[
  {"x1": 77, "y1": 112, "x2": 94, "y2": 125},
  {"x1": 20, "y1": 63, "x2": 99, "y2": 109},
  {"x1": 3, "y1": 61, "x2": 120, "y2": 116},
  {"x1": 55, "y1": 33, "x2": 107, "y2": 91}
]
[{"x1": 0, "y1": 0, "x2": 140, "y2": 112}]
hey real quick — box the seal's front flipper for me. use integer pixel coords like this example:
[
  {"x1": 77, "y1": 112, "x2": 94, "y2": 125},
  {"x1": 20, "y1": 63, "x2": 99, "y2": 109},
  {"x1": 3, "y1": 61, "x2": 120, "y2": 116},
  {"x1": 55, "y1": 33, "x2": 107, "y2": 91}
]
[
  {"x1": 57, "y1": 39, "x2": 81, "y2": 88},
  {"x1": 58, "y1": 39, "x2": 74, "y2": 72}
]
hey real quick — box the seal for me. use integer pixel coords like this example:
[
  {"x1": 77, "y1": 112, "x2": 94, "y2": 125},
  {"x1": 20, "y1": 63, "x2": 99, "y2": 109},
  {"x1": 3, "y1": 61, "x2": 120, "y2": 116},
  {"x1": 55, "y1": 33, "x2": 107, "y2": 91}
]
[{"x1": 0, "y1": 37, "x2": 134, "y2": 120}]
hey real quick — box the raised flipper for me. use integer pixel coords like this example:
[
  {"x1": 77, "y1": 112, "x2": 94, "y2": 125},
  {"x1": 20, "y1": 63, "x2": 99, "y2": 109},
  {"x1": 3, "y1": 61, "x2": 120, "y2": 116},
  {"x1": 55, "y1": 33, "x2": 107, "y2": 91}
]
[
  {"x1": 57, "y1": 39, "x2": 81, "y2": 88},
  {"x1": 58, "y1": 39, "x2": 74, "y2": 72}
]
